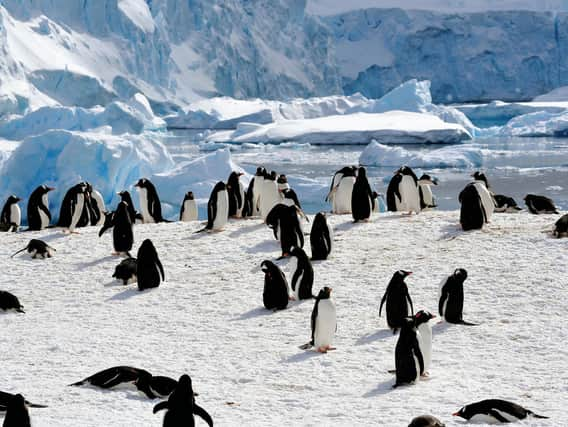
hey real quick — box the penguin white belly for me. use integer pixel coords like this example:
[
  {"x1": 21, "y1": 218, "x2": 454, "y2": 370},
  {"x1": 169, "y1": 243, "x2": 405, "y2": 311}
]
[
  {"x1": 253, "y1": 177, "x2": 264, "y2": 215},
  {"x1": 212, "y1": 190, "x2": 229, "y2": 230},
  {"x1": 181, "y1": 200, "x2": 198, "y2": 222},
  {"x1": 324, "y1": 226, "x2": 333, "y2": 253},
  {"x1": 420, "y1": 184, "x2": 434, "y2": 207},
  {"x1": 474, "y1": 182, "x2": 495, "y2": 222},
  {"x1": 413, "y1": 353, "x2": 421, "y2": 382},
  {"x1": 39, "y1": 194, "x2": 49, "y2": 229},
  {"x1": 314, "y1": 299, "x2": 336, "y2": 348},
  {"x1": 236, "y1": 183, "x2": 245, "y2": 217},
  {"x1": 10, "y1": 204, "x2": 21, "y2": 227},
  {"x1": 333, "y1": 177, "x2": 355, "y2": 214},
  {"x1": 69, "y1": 194, "x2": 85, "y2": 231},
  {"x1": 260, "y1": 183, "x2": 279, "y2": 221},
  {"x1": 138, "y1": 188, "x2": 154, "y2": 224},
  {"x1": 400, "y1": 176, "x2": 420, "y2": 213},
  {"x1": 417, "y1": 324, "x2": 432, "y2": 372},
  {"x1": 92, "y1": 190, "x2": 106, "y2": 225},
  {"x1": 468, "y1": 413, "x2": 509, "y2": 424}
]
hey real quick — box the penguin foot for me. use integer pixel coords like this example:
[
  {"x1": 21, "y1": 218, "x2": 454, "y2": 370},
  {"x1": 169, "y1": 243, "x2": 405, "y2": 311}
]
[
  {"x1": 288, "y1": 296, "x2": 296, "y2": 301},
  {"x1": 421, "y1": 372, "x2": 430, "y2": 378}
]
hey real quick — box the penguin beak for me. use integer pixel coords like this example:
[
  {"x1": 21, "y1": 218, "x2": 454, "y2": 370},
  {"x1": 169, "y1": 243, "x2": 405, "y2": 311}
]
[
  {"x1": 452, "y1": 412, "x2": 460, "y2": 417},
  {"x1": 431, "y1": 314, "x2": 437, "y2": 318},
  {"x1": 432, "y1": 179, "x2": 439, "y2": 185},
  {"x1": 47, "y1": 187, "x2": 55, "y2": 192}
]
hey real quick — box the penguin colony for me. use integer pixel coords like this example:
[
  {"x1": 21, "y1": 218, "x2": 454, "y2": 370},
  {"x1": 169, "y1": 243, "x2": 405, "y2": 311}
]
[{"x1": 1, "y1": 164, "x2": 559, "y2": 426}]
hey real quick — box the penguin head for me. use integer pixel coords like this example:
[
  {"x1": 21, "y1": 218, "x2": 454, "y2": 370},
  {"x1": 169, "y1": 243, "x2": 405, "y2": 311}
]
[
  {"x1": 452, "y1": 405, "x2": 471, "y2": 420},
  {"x1": 358, "y1": 167, "x2": 367, "y2": 178},
  {"x1": 40, "y1": 184, "x2": 55, "y2": 194},
  {"x1": 134, "y1": 178, "x2": 148, "y2": 189},
  {"x1": 418, "y1": 174, "x2": 438, "y2": 185},
  {"x1": 176, "y1": 374, "x2": 193, "y2": 399},
  {"x1": 260, "y1": 260, "x2": 273, "y2": 273},
  {"x1": 453, "y1": 268, "x2": 468, "y2": 281},
  {"x1": 414, "y1": 310, "x2": 436, "y2": 325},
  {"x1": 471, "y1": 171, "x2": 489, "y2": 188},
  {"x1": 184, "y1": 191, "x2": 194, "y2": 200},
  {"x1": 139, "y1": 239, "x2": 157, "y2": 257},
  {"x1": 7, "y1": 195, "x2": 21, "y2": 204},
  {"x1": 408, "y1": 414, "x2": 445, "y2": 427},
  {"x1": 395, "y1": 270, "x2": 412, "y2": 279},
  {"x1": 316, "y1": 287, "x2": 332, "y2": 299},
  {"x1": 255, "y1": 167, "x2": 264, "y2": 176},
  {"x1": 214, "y1": 181, "x2": 226, "y2": 192}
]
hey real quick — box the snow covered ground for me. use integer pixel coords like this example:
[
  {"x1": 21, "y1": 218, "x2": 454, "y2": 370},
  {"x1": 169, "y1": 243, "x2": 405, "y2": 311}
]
[{"x1": 1, "y1": 211, "x2": 565, "y2": 426}]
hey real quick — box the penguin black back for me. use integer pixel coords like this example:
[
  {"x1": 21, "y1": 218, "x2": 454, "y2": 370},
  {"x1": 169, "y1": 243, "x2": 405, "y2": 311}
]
[
  {"x1": 260, "y1": 260, "x2": 289, "y2": 310},
  {"x1": 10, "y1": 239, "x2": 54, "y2": 259},
  {"x1": 137, "y1": 239, "x2": 164, "y2": 291},
  {"x1": 379, "y1": 270, "x2": 414, "y2": 332},
  {"x1": 553, "y1": 213, "x2": 568, "y2": 237},
  {"x1": 0, "y1": 391, "x2": 46, "y2": 411},
  {"x1": 459, "y1": 183, "x2": 485, "y2": 231},
  {"x1": 27, "y1": 185, "x2": 53, "y2": 231},
  {"x1": 408, "y1": 414, "x2": 445, "y2": 427},
  {"x1": 135, "y1": 178, "x2": 165, "y2": 222},
  {"x1": 310, "y1": 212, "x2": 332, "y2": 261},
  {"x1": 351, "y1": 167, "x2": 373, "y2": 221},
  {"x1": 439, "y1": 268, "x2": 477, "y2": 325},
  {"x1": 289, "y1": 246, "x2": 314, "y2": 300},
  {"x1": 118, "y1": 191, "x2": 139, "y2": 223},
  {"x1": 0, "y1": 290, "x2": 24, "y2": 313},
  {"x1": 394, "y1": 317, "x2": 424, "y2": 387},
  {"x1": 524, "y1": 194, "x2": 559, "y2": 214},
  {"x1": 227, "y1": 171, "x2": 244, "y2": 217},
  {"x1": 278, "y1": 205, "x2": 304, "y2": 256},
  {"x1": 2, "y1": 394, "x2": 31, "y2": 427},
  {"x1": 453, "y1": 399, "x2": 548, "y2": 422},
  {"x1": 112, "y1": 257, "x2": 137, "y2": 285},
  {"x1": 113, "y1": 201, "x2": 133, "y2": 255}
]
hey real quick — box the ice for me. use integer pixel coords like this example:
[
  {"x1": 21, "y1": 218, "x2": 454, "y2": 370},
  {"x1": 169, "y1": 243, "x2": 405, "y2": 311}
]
[
  {"x1": 533, "y1": 86, "x2": 568, "y2": 101},
  {"x1": 499, "y1": 111, "x2": 568, "y2": 137}
]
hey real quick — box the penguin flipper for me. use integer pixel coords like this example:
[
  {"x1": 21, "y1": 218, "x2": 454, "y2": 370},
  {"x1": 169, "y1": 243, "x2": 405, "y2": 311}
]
[
  {"x1": 378, "y1": 291, "x2": 387, "y2": 317},
  {"x1": 153, "y1": 401, "x2": 169, "y2": 413},
  {"x1": 156, "y1": 258, "x2": 165, "y2": 281},
  {"x1": 487, "y1": 409, "x2": 508, "y2": 423},
  {"x1": 528, "y1": 411, "x2": 549, "y2": 419},
  {"x1": 194, "y1": 404, "x2": 214, "y2": 427},
  {"x1": 456, "y1": 320, "x2": 479, "y2": 326}
]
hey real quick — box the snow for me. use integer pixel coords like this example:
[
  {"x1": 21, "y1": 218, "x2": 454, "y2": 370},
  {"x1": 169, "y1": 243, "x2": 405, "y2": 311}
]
[
  {"x1": 117, "y1": 0, "x2": 155, "y2": 33},
  {"x1": 499, "y1": 111, "x2": 568, "y2": 137},
  {"x1": 207, "y1": 111, "x2": 472, "y2": 145},
  {"x1": 0, "y1": 211, "x2": 565, "y2": 425},
  {"x1": 533, "y1": 86, "x2": 568, "y2": 102}
]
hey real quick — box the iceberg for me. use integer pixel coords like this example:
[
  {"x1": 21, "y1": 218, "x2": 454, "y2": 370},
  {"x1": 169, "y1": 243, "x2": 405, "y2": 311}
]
[{"x1": 499, "y1": 111, "x2": 568, "y2": 137}]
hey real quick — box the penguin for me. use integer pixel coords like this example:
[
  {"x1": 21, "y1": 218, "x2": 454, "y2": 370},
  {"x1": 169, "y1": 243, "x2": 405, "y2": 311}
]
[
  {"x1": 153, "y1": 374, "x2": 213, "y2": 427},
  {"x1": 227, "y1": 171, "x2": 245, "y2": 218},
  {"x1": 179, "y1": 191, "x2": 198, "y2": 222},
  {"x1": 112, "y1": 201, "x2": 133, "y2": 256},
  {"x1": 98, "y1": 211, "x2": 115, "y2": 237},
  {"x1": 386, "y1": 166, "x2": 421, "y2": 213},
  {"x1": 438, "y1": 269, "x2": 478, "y2": 326},
  {"x1": 0, "y1": 391, "x2": 46, "y2": 411},
  {"x1": 408, "y1": 415, "x2": 445, "y2": 427},
  {"x1": 10, "y1": 239, "x2": 55, "y2": 259},
  {"x1": 260, "y1": 260, "x2": 289, "y2": 311},
  {"x1": 27, "y1": 185, "x2": 54, "y2": 231},
  {"x1": 288, "y1": 246, "x2": 314, "y2": 300},
  {"x1": 248, "y1": 166, "x2": 265, "y2": 217},
  {"x1": 112, "y1": 257, "x2": 137, "y2": 285},
  {"x1": 0, "y1": 196, "x2": 21, "y2": 232},
  {"x1": 471, "y1": 172, "x2": 496, "y2": 221},
  {"x1": 413, "y1": 310, "x2": 435, "y2": 375},
  {"x1": 493, "y1": 194, "x2": 522, "y2": 213},
  {"x1": 202, "y1": 181, "x2": 229, "y2": 232},
  {"x1": 2, "y1": 393, "x2": 31, "y2": 427},
  {"x1": 310, "y1": 212, "x2": 333, "y2": 261},
  {"x1": 281, "y1": 187, "x2": 302, "y2": 210},
  {"x1": 135, "y1": 178, "x2": 165, "y2": 223},
  {"x1": 351, "y1": 166, "x2": 374, "y2": 222},
  {"x1": 553, "y1": 213, "x2": 568, "y2": 237},
  {"x1": 418, "y1": 174, "x2": 438, "y2": 210},
  {"x1": 118, "y1": 190, "x2": 141, "y2": 223},
  {"x1": 458, "y1": 183, "x2": 485, "y2": 231},
  {"x1": 524, "y1": 194, "x2": 559, "y2": 214},
  {"x1": 0, "y1": 290, "x2": 24, "y2": 313},
  {"x1": 330, "y1": 167, "x2": 357, "y2": 214},
  {"x1": 137, "y1": 239, "x2": 164, "y2": 291},
  {"x1": 265, "y1": 203, "x2": 288, "y2": 240},
  {"x1": 87, "y1": 183, "x2": 106, "y2": 226},
  {"x1": 453, "y1": 399, "x2": 548, "y2": 423},
  {"x1": 58, "y1": 182, "x2": 89, "y2": 232},
  {"x1": 379, "y1": 270, "x2": 414, "y2": 333},
  {"x1": 277, "y1": 205, "x2": 304, "y2": 256},
  {"x1": 277, "y1": 174, "x2": 290, "y2": 192},
  {"x1": 394, "y1": 317, "x2": 424, "y2": 387},
  {"x1": 310, "y1": 287, "x2": 336, "y2": 353},
  {"x1": 260, "y1": 171, "x2": 280, "y2": 221}
]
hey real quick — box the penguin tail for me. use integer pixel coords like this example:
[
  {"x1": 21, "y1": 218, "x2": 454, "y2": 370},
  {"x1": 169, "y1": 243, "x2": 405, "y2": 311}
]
[
  {"x1": 10, "y1": 247, "x2": 27, "y2": 258},
  {"x1": 69, "y1": 379, "x2": 86, "y2": 386},
  {"x1": 16, "y1": 307, "x2": 25, "y2": 314},
  {"x1": 457, "y1": 320, "x2": 479, "y2": 326},
  {"x1": 529, "y1": 412, "x2": 549, "y2": 419},
  {"x1": 27, "y1": 403, "x2": 48, "y2": 409},
  {"x1": 194, "y1": 227, "x2": 208, "y2": 234},
  {"x1": 153, "y1": 401, "x2": 169, "y2": 413}
]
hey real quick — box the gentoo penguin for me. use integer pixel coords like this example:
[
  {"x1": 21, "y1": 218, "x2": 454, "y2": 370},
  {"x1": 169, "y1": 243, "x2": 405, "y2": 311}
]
[
  {"x1": 112, "y1": 257, "x2": 137, "y2": 285},
  {"x1": 10, "y1": 239, "x2": 55, "y2": 259},
  {"x1": 524, "y1": 194, "x2": 559, "y2": 214},
  {"x1": 310, "y1": 212, "x2": 333, "y2": 261},
  {"x1": 310, "y1": 287, "x2": 336, "y2": 353},
  {"x1": 112, "y1": 201, "x2": 133, "y2": 256},
  {"x1": 386, "y1": 166, "x2": 421, "y2": 213},
  {"x1": 379, "y1": 270, "x2": 414, "y2": 333},
  {"x1": 281, "y1": 187, "x2": 302, "y2": 210},
  {"x1": 408, "y1": 415, "x2": 445, "y2": 427},
  {"x1": 261, "y1": 260, "x2": 289, "y2": 311},
  {"x1": 58, "y1": 182, "x2": 89, "y2": 232},
  {"x1": 493, "y1": 194, "x2": 522, "y2": 213},
  {"x1": 137, "y1": 239, "x2": 164, "y2": 291},
  {"x1": 351, "y1": 167, "x2": 374, "y2": 222},
  {"x1": 439, "y1": 269, "x2": 478, "y2": 326},
  {"x1": 453, "y1": 399, "x2": 548, "y2": 423},
  {"x1": 418, "y1": 174, "x2": 438, "y2": 210},
  {"x1": 118, "y1": 190, "x2": 140, "y2": 223},
  {"x1": 248, "y1": 166, "x2": 265, "y2": 217},
  {"x1": 277, "y1": 174, "x2": 290, "y2": 192},
  {"x1": 0, "y1": 290, "x2": 24, "y2": 313},
  {"x1": 414, "y1": 310, "x2": 435, "y2": 375},
  {"x1": 394, "y1": 317, "x2": 424, "y2": 387},
  {"x1": 70, "y1": 366, "x2": 177, "y2": 399},
  {"x1": 277, "y1": 205, "x2": 304, "y2": 256},
  {"x1": 202, "y1": 181, "x2": 229, "y2": 232},
  {"x1": 179, "y1": 191, "x2": 198, "y2": 222},
  {"x1": 227, "y1": 171, "x2": 245, "y2": 218},
  {"x1": 2, "y1": 393, "x2": 31, "y2": 427},
  {"x1": 86, "y1": 183, "x2": 106, "y2": 226},
  {"x1": 153, "y1": 374, "x2": 213, "y2": 427},
  {"x1": 266, "y1": 204, "x2": 288, "y2": 240},
  {"x1": 98, "y1": 211, "x2": 115, "y2": 237},
  {"x1": 0, "y1": 196, "x2": 21, "y2": 232},
  {"x1": 135, "y1": 178, "x2": 165, "y2": 223},
  {"x1": 471, "y1": 171, "x2": 496, "y2": 221},
  {"x1": 553, "y1": 213, "x2": 568, "y2": 237},
  {"x1": 0, "y1": 391, "x2": 46, "y2": 411},
  {"x1": 27, "y1": 184, "x2": 54, "y2": 231},
  {"x1": 329, "y1": 166, "x2": 357, "y2": 214},
  {"x1": 288, "y1": 246, "x2": 314, "y2": 300},
  {"x1": 260, "y1": 171, "x2": 280, "y2": 221},
  {"x1": 458, "y1": 176, "x2": 495, "y2": 231}
]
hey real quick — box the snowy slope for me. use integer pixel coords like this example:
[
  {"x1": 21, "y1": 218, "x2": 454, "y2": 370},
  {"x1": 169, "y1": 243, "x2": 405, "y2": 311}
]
[{"x1": 0, "y1": 211, "x2": 565, "y2": 425}]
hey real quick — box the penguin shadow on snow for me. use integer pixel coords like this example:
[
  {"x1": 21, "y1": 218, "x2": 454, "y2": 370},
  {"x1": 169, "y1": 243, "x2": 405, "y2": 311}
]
[
  {"x1": 229, "y1": 222, "x2": 266, "y2": 238},
  {"x1": 107, "y1": 287, "x2": 158, "y2": 301},
  {"x1": 245, "y1": 239, "x2": 279, "y2": 254},
  {"x1": 75, "y1": 255, "x2": 116, "y2": 269},
  {"x1": 232, "y1": 306, "x2": 275, "y2": 321},
  {"x1": 431, "y1": 321, "x2": 453, "y2": 334},
  {"x1": 363, "y1": 379, "x2": 398, "y2": 397},
  {"x1": 281, "y1": 350, "x2": 322, "y2": 364},
  {"x1": 355, "y1": 329, "x2": 394, "y2": 345}
]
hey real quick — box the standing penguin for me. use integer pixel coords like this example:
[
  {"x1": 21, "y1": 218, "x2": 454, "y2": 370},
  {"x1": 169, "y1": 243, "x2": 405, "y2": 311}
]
[
  {"x1": 153, "y1": 374, "x2": 213, "y2": 427},
  {"x1": 59, "y1": 182, "x2": 89, "y2": 232},
  {"x1": 288, "y1": 246, "x2": 314, "y2": 300},
  {"x1": 27, "y1": 185, "x2": 54, "y2": 231},
  {"x1": 135, "y1": 178, "x2": 165, "y2": 223},
  {"x1": 179, "y1": 191, "x2": 198, "y2": 222},
  {"x1": 248, "y1": 166, "x2": 265, "y2": 217},
  {"x1": 414, "y1": 310, "x2": 435, "y2": 375},
  {"x1": 260, "y1": 171, "x2": 280, "y2": 221},
  {"x1": 351, "y1": 167, "x2": 374, "y2": 222},
  {"x1": 112, "y1": 201, "x2": 133, "y2": 256},
  {"x1": 553, "y1": 213, "x2": 568, "y2": 237},
  {"x1": 310, "y1": 287, "x2": 336, "y2": 353},
  {"x1": 439, "y1": 269, "x2": 477, "y2": 325},
  {"x1": 203, "y1": 181, "x2": 229, "y2": 232},
  {"x1": 394, "y1": 317, "x2": 424, "y2": 387},
  {"x1": 329, "y1": 166, "x2": 357, "y2": 214},
  {"x1": 418, "y1": 174, "x2": 438, "y2": 210},
  {"x1": 137, "y1": 239, "x2": 164, "y2": 291},
  {"x1": 459, "y1": 173, "x2": 495, "y2": 231},
  {"x1": 310, "y1": 212, "x2": 333, "y2": 261},
  {"x1": 379, "y1": 270, "x2": 414, "y2": 333},
  {"x1": 277, "y1": 205, "x2": 304, "y2": 257},
  {"x1": 87, "y1": 183, "x2": 106, "y2": 226},
  {"x1": 260, "y1": 260, "x2": 289, "y2": 311},
  {"x1": 2, "y1": 393, "x2": 31, "y2": 427},
  {"x1": 0, "y1": 196, "x2": 21, "y2": 232},
  {"x1": 118, "y1": 190, "x2": 140, "y2": 223},
  {"x1": 227, "y1": 171, "x2": 245, "y2": 218},
  {"x1": 386, "y1": 166, "x2": 421, "y2": 213},
  {"x1": 524, "y1": 194, "x2": 559, "y2": 214}
]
